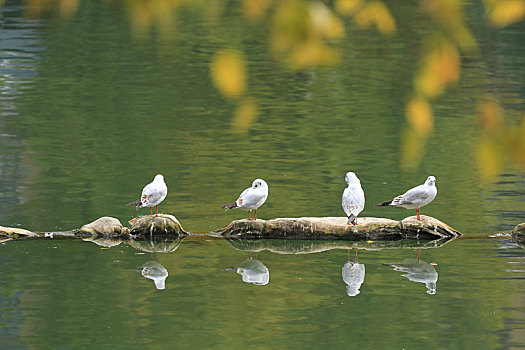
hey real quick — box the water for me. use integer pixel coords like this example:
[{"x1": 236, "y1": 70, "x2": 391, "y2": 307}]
[
  {"x1": 1, "y1": 238, "x2": 524, "y2": 349},
  {"x1": 0, "y1": 1, "x2": 524, "y2": 349}
]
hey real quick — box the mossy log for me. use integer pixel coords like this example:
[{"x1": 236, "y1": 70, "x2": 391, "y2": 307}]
[
  {"x1": 217, "y1": 216, "x2": 461, "y2": 240},
  {"x1": 512, "y1": 223, "x2": 525, "y2": 245},
  {"x1": 129, "y1": 214, "x2": 187, "y2": 237}
]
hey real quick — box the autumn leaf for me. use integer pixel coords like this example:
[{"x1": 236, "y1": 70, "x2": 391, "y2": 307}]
[
  {"x1": 232, "y1": 97, "x2": 259, "y2": 133},
  {"x1": 210, "y1": 50, "x2": 247, "y2": 100},
  {"x1": 489, "y1": 0, "x2": 525, "y2": 27},
  {"x1": 406, "y1": 96, "x2": 434, "y2": 136}
]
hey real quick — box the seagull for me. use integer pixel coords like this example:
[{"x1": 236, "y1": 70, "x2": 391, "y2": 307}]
[
  {"x1": 221, "y1": 179, "x2": 268, "y2": 220},
  {"x1": 342, "y1": 171, "x2": 365, "y2": 225},
  {"x1": 127, "y1": 174, "x2": 168, "y2": 216},
  {"x1": 389, "y1": 259, "x2": 438, "y2": 295},
  {"x1": 376, "y1": 175, "x2": 437, "y2": 221},
  {"x1": 342, "y1": 260, "x2": 366, "y2": 297},
  {"x1": 141, "y1": 261, "x2": 169, "y2": 290},
  {"x1": 236, "y1": 258, "x2": 270, "y2": 286}
]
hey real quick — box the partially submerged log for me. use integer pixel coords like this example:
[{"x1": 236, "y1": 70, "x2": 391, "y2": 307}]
[
  {"x1": 1, "y1": 214, "x2": 186, "y2": 241},
  {"x1": 129, "y1": 214, "x2": 187, "y2": 237},
  {"x1": 512, "y1": 223, "x2": 525, "y2": 245},
  {"x1": 217, "y1": 216, "x2": 461, "y2": 240},
  {"x1": 0, "y1": 226, "x2": 39, "y2": 239}
]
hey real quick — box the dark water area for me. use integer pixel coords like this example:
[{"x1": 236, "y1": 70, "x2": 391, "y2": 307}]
[{"x1": 0, "y1": 1, "x2": 524, "y2": 349}]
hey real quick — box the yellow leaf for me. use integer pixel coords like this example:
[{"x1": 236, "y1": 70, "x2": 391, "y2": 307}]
[
  {"x1": 370, "y1": 1, "x2": 396, "y2": 36},
  {"x1": 354, "y1": 1, "x2": 396, "y2": 36},
  {"x1": 354, "y1": 3, "x2": 374, "y2": 27},
  {"x1": 242, "y1": 0, "x2": 273, "y2": 22},
  {"x1": 477, "y1": 139, "x2": 503, "y2": 180},
  {"x1": 490, "y1": 0, "x2": 525, "y2": 27},
  {"x1": 232, "y1": 97, "x2": 259, "y2": 133},
  {"x1": 335, "y1": 0, "x2": 363, "y2": 16},
  {"x1": 270, "y1": 0, "x2": 310, "y2": 54},
  {"x1": 477, "y1": 99, "x2": 503, "y2": 133},
  {"x1": 210, "y1": 50, "x2": 247, "y2": 100},
  {"x1": 415, "y1": 40, "x2": 460, "y2": 98},
  {"x1": 406, "y1": 97, "x2": 434, "y2": 135},
  {"x1": 289, "y1": 41, "x2": 341, "y2": 69},
  {"x1": 401, "y1": 126, "x2": 427, "y2": 168},
  {"x1": 309, "y1": 2, "x2": 346, "y2": 40}
]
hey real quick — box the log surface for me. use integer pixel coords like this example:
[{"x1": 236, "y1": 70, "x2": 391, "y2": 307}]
[{"x1": 217, "y1": 216, "x2": 461, "y2": 240}]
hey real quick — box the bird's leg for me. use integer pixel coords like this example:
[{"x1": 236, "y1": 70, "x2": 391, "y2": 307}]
[
  {"x1": 254, "y1": 209, "x2": 257, "y2": 220},
  {"x1": 150, "y1": 207, "x2": 153, "y2": 216},
  {"x1": 416, "y1": 208, "x2": 421, "y2": 221},
  {"x1": 248, "y1": 210, "x2": 251, "y2": 220},
  {"x1": 156, "y1": 205, "x2": 159, "y2": 217},
  {"x1": 354, "y1": 218, "x2": 358, "y2": 226}
]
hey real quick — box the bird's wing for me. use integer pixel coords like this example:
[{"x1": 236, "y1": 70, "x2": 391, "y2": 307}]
[
  {"x1": 398, "y1": 185, "x2": 430, "y2": 205},
  {"x1": 342, "y1": 187, "x2": 365, "y2": 216},
  {"x1": 141, "y1": 182, "x2": 166, "y2": 205},
  {"x1": 238, "y1": 187, "x2": 250, "y2": 200},
  {"x1": 238, "y1": 188, "x2": 265, "y2": 207}
]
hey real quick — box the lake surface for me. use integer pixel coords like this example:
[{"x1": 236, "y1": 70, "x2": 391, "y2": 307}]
[{"x1": 0, "y1": 1, "x2": 524, "y2": 349}]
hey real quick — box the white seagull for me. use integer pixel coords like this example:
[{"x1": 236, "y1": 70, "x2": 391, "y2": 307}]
[
  {"x1": 342, "y1": 172, "x2": 365, "y2": 225},
  {"x1": 389, "y1": 259, "x2": 438, "y2": 295},
  {"x1": 221, "y1": 179, "x2": 268, "y2": 220},
  {"x1": 236, "y1": 258, "x2": 270, "y2": 286},
  {"x1": 342, "y1": 261, "x2": 366, "y2": 297},
  {"x1": 376, "y1": 175, "x2": 437, "y2": 221},
  {"x1": 127, "y1": 174, "x2": 168, "y2": 216}
]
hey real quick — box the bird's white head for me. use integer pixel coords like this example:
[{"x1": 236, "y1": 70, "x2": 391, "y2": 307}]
[
  {"x1": 425, "y1": 176, "x2": 436, "y2": 186},
  {"x1": 154, "y1": 174, "x2": 165, "y2": 182},
  {"x1": 252, "y1": 179, "x2": 268, "y2": 189},
  {"x1": 345, "y1": 172, "x2": 360, "y2": 186}
]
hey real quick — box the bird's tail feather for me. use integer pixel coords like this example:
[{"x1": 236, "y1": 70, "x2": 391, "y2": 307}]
[
  {"x1": 347, "y1": 215, "x2": 356, "y2": 225},
  {"x1": 375, "y1": 200, "x2": 392, "y2": 207},
  {"x1": 127, "y1": 199, "x2": 142, "y2": 210},
  {"x1": 220, "y1": 202, "x2": 238, "y2": 210}
]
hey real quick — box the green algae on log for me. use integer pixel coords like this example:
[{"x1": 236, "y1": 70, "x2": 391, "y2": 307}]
[
  {"x1": 129, "y1": 214, "x2": 187, "y2": 237},
  {"x1": 217, "y1": 216, "x2": 461, "y2": 240}
]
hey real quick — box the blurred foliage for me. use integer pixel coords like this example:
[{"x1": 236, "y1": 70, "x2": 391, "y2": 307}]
[{"x1": 12, "y1": 0, "x2": 525, "y2": 179}]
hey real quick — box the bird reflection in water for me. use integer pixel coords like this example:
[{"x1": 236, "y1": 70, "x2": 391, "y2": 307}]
[
  {"x1": 141, "y1": 261, "x2": 169, "y2": 290},
  {"x1": 236, "y1": 257, "x2": 269, "y2": 286},
  {"x1": 389, "y1": 254, "x2": 438, "y2": 295},
  {"x1": 342, "y1": 249, "x2": 365, "y2": 297}
]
